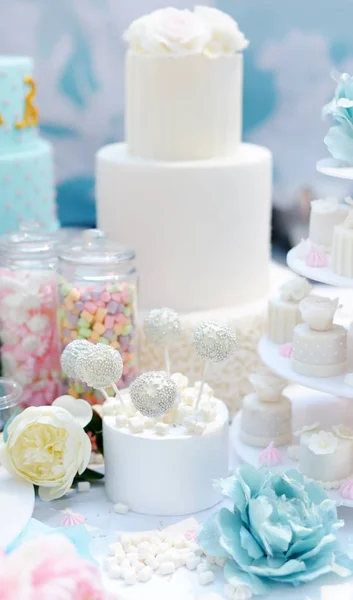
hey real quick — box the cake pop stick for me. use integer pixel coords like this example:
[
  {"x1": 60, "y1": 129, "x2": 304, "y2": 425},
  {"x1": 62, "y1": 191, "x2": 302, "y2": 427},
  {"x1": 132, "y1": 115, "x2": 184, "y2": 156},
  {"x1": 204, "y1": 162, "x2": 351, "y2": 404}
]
[{"x1": 193, "y1": 320, "x2": 236, "y2": 410}]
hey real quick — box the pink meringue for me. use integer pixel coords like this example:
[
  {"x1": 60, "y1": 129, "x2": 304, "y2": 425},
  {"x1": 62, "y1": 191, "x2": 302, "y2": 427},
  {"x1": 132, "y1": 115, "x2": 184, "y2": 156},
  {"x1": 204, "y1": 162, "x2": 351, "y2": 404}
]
[
  {"x1": 280, "y1": 342, "x2": 293, "y2": 358},
  {"x1": 305, "y1": 246, "x2": 328, "y2": 268},
  {"x1": 258, "y1": 442, "x2": 282, "y2": 467},
  {"x1": 60, "y1": 510, "x2": 86, "y2": 527},
  {"x1": 339, "y1": 480, "x2": 353, "y2": 500}
]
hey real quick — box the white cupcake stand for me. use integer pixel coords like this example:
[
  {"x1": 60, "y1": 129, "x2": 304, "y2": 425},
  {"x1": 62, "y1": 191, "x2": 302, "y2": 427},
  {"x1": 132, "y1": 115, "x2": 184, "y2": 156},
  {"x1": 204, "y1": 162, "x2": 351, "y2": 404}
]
[{"x1": 231, "y1": 158, "x2": 353, "y2": 508}]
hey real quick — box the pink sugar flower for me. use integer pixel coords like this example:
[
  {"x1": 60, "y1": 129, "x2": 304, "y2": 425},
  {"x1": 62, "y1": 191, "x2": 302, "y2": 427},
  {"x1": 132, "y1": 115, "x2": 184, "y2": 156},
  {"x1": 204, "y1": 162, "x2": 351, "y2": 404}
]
[
  {"x1": 258, "y1": 442, "x2": 282, "y2": 468},
  {"x1": 0, "y1": 534, "x2": 116, "y2": 600}
]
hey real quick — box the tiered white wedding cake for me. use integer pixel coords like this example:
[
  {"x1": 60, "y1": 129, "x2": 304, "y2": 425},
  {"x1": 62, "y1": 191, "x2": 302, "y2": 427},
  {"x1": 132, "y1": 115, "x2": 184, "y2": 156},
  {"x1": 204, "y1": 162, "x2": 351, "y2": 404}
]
[{"x1": 96, "y1": 6, "x2": 276, "y2": 411}]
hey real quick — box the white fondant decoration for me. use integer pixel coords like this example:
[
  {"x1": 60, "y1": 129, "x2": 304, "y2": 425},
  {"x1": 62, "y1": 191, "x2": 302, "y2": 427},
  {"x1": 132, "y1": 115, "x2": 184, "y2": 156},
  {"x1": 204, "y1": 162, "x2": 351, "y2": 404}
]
[
  {"x1": 294, "y1": 422, "x2": 320, "y2": 437},
  {"x1": 103, "y1": 390, "x2": 229, "y2": 515},
  {"x1": 52, "y1": 395, "x2": 93, "y2": 428},
  {"x1": 299, "y1": 295, "x2": 339, "y2": 331},
  {"x1": 308, "y1": 430, "x2": 338, "y2": 454},
  {"x1": 249, "y1": 370, "x2": 287, "y2": 403},
  {"x1": 279, "y1": 275, "x2": 312, "y2": 303},
  {"x1": 332, "y1": 424, "x2": 353, "y2": 440}
]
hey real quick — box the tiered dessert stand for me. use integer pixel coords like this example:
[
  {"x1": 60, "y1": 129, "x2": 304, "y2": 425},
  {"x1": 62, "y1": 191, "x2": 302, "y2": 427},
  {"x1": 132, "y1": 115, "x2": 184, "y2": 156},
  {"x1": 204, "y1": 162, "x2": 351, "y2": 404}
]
[{"x1": 232, "y1": 158, "x2": 353, "y2": 507}]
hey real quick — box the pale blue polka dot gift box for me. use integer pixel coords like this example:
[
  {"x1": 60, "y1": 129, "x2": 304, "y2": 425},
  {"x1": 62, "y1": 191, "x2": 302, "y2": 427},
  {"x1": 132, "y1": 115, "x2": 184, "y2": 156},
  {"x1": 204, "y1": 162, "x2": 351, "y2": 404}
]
[{"x1": 0, "y1": 56, "x2": 59, "y2": 234}]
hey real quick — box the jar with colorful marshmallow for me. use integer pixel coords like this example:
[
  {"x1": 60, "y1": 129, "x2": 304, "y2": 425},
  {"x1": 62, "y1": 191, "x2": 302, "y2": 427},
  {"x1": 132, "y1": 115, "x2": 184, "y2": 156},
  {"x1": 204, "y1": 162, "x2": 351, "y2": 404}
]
[
  {"x1": 0, "y1": 224, "x2": 61, "y2": 407},
  {"x1": 57, "y1": 230, "x2": 138, "y2": 403}
]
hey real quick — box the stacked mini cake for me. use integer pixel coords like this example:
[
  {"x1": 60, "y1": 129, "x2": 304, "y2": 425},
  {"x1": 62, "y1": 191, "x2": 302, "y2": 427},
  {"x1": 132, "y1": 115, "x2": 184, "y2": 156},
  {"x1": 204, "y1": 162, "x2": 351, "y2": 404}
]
[
  {"x1": 292, "y1": 295, "x2": 346, "y2": 377},
  {"x1": 240, "y1": 369, "x2": 291, "y2": 447},
  {"x1": 309, "y1": 198, "x2": 349, "y2": 250},
  {"x1": 296, "y1": 424, "x2": 353, "y2": 488},
  {"x1": 267, "y1": 275, "x2": 312, "y2": 344}
]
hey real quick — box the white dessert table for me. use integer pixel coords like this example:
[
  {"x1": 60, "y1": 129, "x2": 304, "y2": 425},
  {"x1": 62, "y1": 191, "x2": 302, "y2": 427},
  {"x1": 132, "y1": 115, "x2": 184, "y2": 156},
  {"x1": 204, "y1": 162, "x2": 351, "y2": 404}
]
[{"x1": 32, "y1": 449, "x2": 353, "y2": 600}]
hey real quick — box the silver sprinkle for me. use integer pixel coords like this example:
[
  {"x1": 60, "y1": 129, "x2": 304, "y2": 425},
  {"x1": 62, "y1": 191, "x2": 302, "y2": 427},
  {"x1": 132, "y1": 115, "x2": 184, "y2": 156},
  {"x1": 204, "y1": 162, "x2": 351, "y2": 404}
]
[
  {"x1": 75, "y1": 343, "x2": 123, "y2": 389},
  {"x1": 193, "y1": 320, "x2": 236, "y2": 363},
  {"x1": 144, "y1": 308, "x2": 181, "y2": 346},
  {"x1": 130, "y1": 371, "x2": 177, "y2": 418},
  {"x1": 61, "y1": 339, "x2": 93, "y2": 378}
]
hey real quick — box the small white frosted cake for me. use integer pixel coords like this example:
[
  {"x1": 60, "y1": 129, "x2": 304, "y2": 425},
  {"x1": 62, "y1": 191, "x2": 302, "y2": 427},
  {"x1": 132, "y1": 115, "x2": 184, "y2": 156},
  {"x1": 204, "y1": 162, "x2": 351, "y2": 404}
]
[
  {"x1": 240, "y1": 370, "x2": 291, "y2": 447},
  {"x1": 103, "y1": 375, "x2": 229, "y2": 515},
  {"x1": 299, "y1": 427, "x2": 353, "y2": 487},
  {"x1": 266, "y1": 276, "x2": 311, "y2": 344},
  {"x1": 292, "y1": 295, "x2": 346, "y2": 377},
  {"x1": 332, "y1": 211, "x2": 353, "y2": 278},
  {"x1": 309, "y1": 198, "x2": 349, "y2": 250}
]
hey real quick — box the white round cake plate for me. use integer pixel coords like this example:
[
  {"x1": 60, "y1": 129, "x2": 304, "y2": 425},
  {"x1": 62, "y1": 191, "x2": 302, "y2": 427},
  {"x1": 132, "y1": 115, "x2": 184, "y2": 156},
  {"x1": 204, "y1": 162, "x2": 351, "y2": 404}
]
[
  {"x1": 317, "y1": 157, "x2": 353, "y2": 180},
  {"x1": 0, "y1": 467, "x2": 35, "y2": 549},
  {"x1": 230, "y1": 387, "x2": 353, "y2": 507},
  {"x1": 287, "y1": 246, "x2": 353, "y2": 288},
  {"x1": 258, "y1": 336, "x2": 353, "y2": 398}
]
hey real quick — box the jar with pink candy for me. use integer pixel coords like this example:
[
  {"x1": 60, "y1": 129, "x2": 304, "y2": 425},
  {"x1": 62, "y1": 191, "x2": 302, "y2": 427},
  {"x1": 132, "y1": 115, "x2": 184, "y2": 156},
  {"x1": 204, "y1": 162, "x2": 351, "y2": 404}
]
[
  {"x1": 57, "y1": 230, "x2": 138, "y2": 403},
  {"x1": 0, "y1": 225, "x2": 62, "y2": 407}
]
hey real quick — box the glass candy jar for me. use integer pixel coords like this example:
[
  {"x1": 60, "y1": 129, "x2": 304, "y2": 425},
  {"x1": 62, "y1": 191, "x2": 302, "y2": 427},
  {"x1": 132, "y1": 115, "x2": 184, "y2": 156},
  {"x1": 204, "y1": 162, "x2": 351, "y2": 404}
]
[
  {"x1": 57, "y1": 230, "x2": 138, "y2": 403},
  {"x1": 0, "y1": 378, "x2": 22, "y2": 432},
  {"x1": 0, "y1": 225, "x2": 61, "y2": 407}
]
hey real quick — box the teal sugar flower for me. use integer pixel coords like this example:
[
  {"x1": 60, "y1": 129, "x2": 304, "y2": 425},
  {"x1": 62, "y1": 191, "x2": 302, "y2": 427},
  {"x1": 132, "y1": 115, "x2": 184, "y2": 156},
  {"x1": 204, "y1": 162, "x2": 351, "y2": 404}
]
[
  {"x1": 198, "y1": 465, "x2": 353, "y2": 596},
  {"x1": 323, "y1": 73, "x2": 353, "y2": 163}
]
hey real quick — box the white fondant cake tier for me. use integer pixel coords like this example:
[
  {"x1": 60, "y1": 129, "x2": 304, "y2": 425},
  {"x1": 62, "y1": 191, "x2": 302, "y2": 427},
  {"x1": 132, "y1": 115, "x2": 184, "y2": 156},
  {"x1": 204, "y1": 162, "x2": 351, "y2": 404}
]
[
  {"x1": 240, "y1": 392, "x2": 292, "y2": 448},
  {"x1": 139, "y1": 263, "x2": 289, "y2": 414},
  {"x1": 332, "y1": 223, "x2": 353, "y2": 278},
  {"x1": 267, "y1": 298, "x2": 301, "y2": 345},
  {"x1": 96, "y1": 143, "x2": 272, "y2": 312},
  {"x1": 103, "y1": 391, "x2": 229, "y2": 516},
  {"x1": 299, "y1": 431, "x2": 353, "y2": 486},
  {"x1": 126, "y1": 53, "x2": 242, "y2": 161},
  {"x1": 309, "y1": 201, "x2": 348, "y2": 250},
  {"x1": 292, "y1": 323, "x2": 347, "y2": 377}
]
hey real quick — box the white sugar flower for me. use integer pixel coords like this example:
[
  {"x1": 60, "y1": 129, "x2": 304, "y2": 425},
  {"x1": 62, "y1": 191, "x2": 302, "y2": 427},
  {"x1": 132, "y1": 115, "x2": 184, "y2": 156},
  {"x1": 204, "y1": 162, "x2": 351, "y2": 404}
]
[
  {"x1": 299, "y1": 295, "x2": 339, "y2": 331},
  {"x1": 310, "y1": 197, "x2": 340, "y2": 214},
  {"x1": 294, "y1": 422, "x2": 320, "y2": 437},
  {"x1": 124, "y1": 8, "x2": 211, "y2": 57},
  {"x1": 195, "y1": 6, "x2": 249, "y2": 56},
  {"x1": 332, "y1": 424, "x2": 353, "y2": 440},
  {"x1": 308, "y1": 431, "x2": 338, "y2": 455},
  {"x1": 279, "y1": 275, "x2": 312, "y2": 303},
  {"x1": 249, "y1": 370, "x2": 287, "y2": 403}
]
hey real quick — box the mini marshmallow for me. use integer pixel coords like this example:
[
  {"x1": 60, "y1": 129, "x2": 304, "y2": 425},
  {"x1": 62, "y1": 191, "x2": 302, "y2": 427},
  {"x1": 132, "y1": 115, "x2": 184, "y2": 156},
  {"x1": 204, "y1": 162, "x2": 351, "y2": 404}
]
[
  {"x1": 155, "y1": 422, "x2": 169, "y2": 436},
  {"x1": 189, "y1": 542, "x2": 203, "y2": 555},
  {"x1": 186, "y1": 555, "x2": 201, "y2": 570},
  {"x1": 184, "y1": 417, "x2": 196, "y2": 433},
  {"x1": 108, "y1": 563, "x2": 121, "y2": 579},
  {"x1": 120, "y1": 534, "x2": 132, "y2": 548},
  {"x1": 108, "y1": 542, "x2": 124, "y2": 556},
  {"x1": 129, "y1": 416, "x2": 144, "y2": 433},
  {"x1": 115, "y1": 415, "x2": 128, "y2": 428},
  {"x1": 122, "y1": 567, "x2": 137, "y2": 585},
  {"x1": 77, "y1": 481, "x2": 90, "y2": 493},
  {"x1": 145, "y1": 554, "x2": 159, "y2": 570},
  {"x1": 144, "y1": 417, "x2": 155, "y2": 428},
  {"x1": 194, "y1": 422, "x2": 206, "y2": 435},
  {"x1": 197, "y1": 561, "x2": 211, "y2": 574},
  {"x1": 120, "y1": 559, "x2": 131, "y2": 569},
  {"x1": 114, "y1": 502, "x2": 129, "y2": 515},
  {"x1": 126, "y1": 545, "x2": 138, "y2": 554},
  {"x1": 135, "y1": 561, "x2": 146, "y2": 572},
  {"x1": 182, "y1": 388, "x2": 198, "y2": 406},
  {"x1": 158, "y1": 561, "x2": 175, "y2": 576},
  {"x1": 126, "y1": 553, "x2": 139, "y2": 566},
  {"x1": 103, "y1": 557, "x2": 116, "y2": 571},
  {"x1": 198, "y1": 570, "x2": 215, "y2": 585},
  {"x1": 215, "y1": 556, "x2": 226, "y2": 568},
  {"x1": 137, "y1": 566, "x2": 153, "y2": 582},
  {"x1": 138, "y1": 541, "x2": 151, "y2": 559}
]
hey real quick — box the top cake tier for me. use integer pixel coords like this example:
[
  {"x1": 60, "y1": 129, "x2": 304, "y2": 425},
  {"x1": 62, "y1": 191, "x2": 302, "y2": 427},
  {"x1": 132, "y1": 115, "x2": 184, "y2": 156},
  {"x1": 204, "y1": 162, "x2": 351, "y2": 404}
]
[
  {"x1": 0, "y1": 56, "x2": 39, "y2": 152},
  {"x1": 124, "y1": 7, "x2": 248, "y2": 161}
]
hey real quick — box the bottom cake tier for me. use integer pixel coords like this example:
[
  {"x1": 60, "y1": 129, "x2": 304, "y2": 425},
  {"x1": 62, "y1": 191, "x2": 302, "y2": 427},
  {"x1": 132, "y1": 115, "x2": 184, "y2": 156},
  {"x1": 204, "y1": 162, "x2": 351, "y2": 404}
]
[
  {"x1": 139, "y1": 263, "x2": 289, "y2": 414},
  {"x1": 0, "y1": 138, "x2": 59, "y2": 234}
]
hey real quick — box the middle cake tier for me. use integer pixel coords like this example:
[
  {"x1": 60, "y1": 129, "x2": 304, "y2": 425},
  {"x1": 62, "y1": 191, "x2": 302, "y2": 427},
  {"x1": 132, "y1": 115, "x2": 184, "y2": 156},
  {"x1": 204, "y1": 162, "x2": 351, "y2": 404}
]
[{"x1": 96, "y1": 142, "x2": 272, "y2": 312}]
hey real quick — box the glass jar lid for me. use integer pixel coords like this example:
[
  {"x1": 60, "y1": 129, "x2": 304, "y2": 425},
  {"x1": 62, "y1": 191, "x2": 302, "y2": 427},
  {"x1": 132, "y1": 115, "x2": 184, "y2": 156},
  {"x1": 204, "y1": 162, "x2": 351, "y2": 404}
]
[
  {"x1": 58, "y1": 229, "x2": 135, "y2": 266},
  {"x1": 0, "y1": 378, "x2": 22, "y2": 410},
  {"x1": 0, "y1": 222, "x2": 57, "y2": 261}
]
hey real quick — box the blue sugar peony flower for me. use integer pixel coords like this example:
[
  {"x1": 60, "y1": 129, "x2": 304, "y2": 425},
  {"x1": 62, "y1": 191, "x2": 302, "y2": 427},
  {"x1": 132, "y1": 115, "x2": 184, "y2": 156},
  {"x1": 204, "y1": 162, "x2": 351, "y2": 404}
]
[
  {"x1": 198, "y1": 465, "x2": 353, "y2": 596},
  {"x1": 323, "y1": 73, "x2": 353, "y2": 163}
]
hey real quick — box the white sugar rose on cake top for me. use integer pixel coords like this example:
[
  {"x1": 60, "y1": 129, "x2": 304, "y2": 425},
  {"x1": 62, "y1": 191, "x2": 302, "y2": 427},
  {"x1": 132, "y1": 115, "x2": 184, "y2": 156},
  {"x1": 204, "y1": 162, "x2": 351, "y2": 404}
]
[{"x1": 62, "y1": 309, "x2": 236, "y2": 515}]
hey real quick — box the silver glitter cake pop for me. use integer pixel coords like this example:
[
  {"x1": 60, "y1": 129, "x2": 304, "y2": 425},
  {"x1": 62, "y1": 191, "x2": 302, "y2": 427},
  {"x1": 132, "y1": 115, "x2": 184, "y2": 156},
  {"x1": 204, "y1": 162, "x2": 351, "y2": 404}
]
[
  {"x1": 61, "y1": 339, "x2": 93, "y2": 378},
  {"x1": 193, "y1": 320, "x2": 236, "y2": 363},
  {"x1": 144, "y1": 308, "x2": 181, "y2": 345},
  {"x1": 130, "y1": 371, "x2": 178, "y2": 418},
  {"x1": 75, "y1": 343, "x2": 123, "y2": 389}
]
